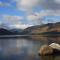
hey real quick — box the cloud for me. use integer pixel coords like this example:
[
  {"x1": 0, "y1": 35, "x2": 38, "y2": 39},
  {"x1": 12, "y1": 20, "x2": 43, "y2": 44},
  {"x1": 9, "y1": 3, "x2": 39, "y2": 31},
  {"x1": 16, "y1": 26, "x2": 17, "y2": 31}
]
[
  {"x1": 54, "y1": 0, "x2": 60, "y2": 4},
  {"x1": 15, "y1": 0, "x2": 41, "y2": 11},
  {"x1": 35, "y1": 10, "x2": 60, "y2": 16},
  {"x1": 12, "y1": 0, "x2": 60, "y2": 11},
  {"x1": 0, "y1": 14, "x2": 33, "y2": 29},
  {"x1": 27, "y1": 10, "x2": 60, "y2": 24},
  {"x1": 41, "y1": 0, "x2": 60, "y2": 10},
  {"x1": 2, "y1": 15, "x2": 23, "y2": 24},
  {"x1": 27, "y1": 10, "x2": 60, "y2": 20},
  {"x1": 1, "y1": 0, "x2": 60, "y2": 11},
  {"x1": 0, "y1": 1, "x2": 11, "y2": 7},
  {"x1": 9, "y1": 24, "x2": 32, "y2": 29},
  {"x1": 27, "y1": 14, "x2": 39, "y2": 21},
  {"x1": 0, "y1": 0, "x2": 60, "y2": 11}
]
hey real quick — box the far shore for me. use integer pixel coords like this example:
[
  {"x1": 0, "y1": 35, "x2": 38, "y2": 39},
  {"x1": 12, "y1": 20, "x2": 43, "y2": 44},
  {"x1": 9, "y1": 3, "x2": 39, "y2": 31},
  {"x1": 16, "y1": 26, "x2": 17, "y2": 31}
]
[{"x1": 0, "y1": 34, "x2": 60, "y2": 38}]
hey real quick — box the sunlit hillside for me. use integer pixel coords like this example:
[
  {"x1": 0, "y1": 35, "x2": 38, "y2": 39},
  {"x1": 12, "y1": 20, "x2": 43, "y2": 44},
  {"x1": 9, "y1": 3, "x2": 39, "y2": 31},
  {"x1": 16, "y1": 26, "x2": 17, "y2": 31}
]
[{"x1": 23, "y1": 22, "x2": 60, "y2": 35}]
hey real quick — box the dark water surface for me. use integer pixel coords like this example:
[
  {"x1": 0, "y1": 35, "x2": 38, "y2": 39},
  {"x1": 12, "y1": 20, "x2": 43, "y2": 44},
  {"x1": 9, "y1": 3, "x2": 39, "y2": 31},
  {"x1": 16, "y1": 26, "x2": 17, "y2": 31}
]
[{"x1": 0, "y1": 37, "x2": 60, "y2": 60}]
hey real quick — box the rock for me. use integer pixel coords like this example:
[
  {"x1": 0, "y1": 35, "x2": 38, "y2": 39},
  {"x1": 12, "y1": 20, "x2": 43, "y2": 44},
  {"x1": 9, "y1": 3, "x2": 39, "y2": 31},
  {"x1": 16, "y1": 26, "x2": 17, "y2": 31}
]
[
  {"x1": 38, "y1": 43, "x2": 60, "y2": 56},
  {"x1": 38, "y1": 45, "x2": 53, "y2": 56},
  {"x1": 49, "y1": 43, "x2": 60, "y2": 50}
]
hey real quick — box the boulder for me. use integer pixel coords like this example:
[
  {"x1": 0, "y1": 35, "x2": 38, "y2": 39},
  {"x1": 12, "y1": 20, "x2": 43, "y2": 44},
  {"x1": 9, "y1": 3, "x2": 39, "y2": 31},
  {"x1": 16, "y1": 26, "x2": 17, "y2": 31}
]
[
  {"x1": 38, "y1": 45, "x2": 53, "y2": 56},
  {"x1": 49, "y1": 43, "x2": 60, "y2": 50},
  {"x1": 38, "y1": 43, "x2": 60, "y2": 56}
]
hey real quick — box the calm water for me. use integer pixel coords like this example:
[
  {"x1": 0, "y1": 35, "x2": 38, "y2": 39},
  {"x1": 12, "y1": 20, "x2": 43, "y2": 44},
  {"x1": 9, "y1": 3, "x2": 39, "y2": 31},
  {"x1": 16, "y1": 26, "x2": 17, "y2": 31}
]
[{"x1": 0, "y1": 37, "x2": 60, "y2": 60}]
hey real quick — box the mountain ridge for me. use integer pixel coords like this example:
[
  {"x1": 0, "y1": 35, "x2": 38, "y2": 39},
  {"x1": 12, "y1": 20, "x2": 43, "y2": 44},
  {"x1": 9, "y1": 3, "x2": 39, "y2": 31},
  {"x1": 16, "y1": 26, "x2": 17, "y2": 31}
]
[
  {"x1": 22, "y1": 22, "x2": 60, "y2": 36},
  {"x1": 0, "y1": 28, "x2": 23, "y2": 35}
]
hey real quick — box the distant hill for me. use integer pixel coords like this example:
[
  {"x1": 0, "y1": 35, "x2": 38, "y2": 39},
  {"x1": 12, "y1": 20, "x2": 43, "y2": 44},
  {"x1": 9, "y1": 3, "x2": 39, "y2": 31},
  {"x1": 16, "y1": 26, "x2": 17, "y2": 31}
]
[
  {"x1": 9, "y1": 29, "x2": 23, "y2": 34},
  {"x1": 0, "y1": 28, "x2": 13, "y2": 35},
  {"x1": 22, "y1": 22, "x2": 60, "y2": 36},
  {"x1": 10, "y1": 29, "x2": 23, "y2": 32},
  {"x1": 0, "y1": 28, "x2": 23, "y2": 35}
]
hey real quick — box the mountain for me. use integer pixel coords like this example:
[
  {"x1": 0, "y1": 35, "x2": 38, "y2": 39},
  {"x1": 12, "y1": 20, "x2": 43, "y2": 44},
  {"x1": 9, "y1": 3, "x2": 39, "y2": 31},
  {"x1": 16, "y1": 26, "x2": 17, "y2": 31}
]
[
  {"x1": 10, "y1": 28, "x2": 23, "y2": 33},
  {"x1": 22, "y1": 22, "x2": 60, "y2": 35},
  {"x1": 0, "y1": 28, "x2": 23, "y2": 35},
  {"x1": 9, "y1": 28, "x2": 23, "y2": 35},
  {"x1": 0, "y1": 28, "x2": 13, "y2": 35}
]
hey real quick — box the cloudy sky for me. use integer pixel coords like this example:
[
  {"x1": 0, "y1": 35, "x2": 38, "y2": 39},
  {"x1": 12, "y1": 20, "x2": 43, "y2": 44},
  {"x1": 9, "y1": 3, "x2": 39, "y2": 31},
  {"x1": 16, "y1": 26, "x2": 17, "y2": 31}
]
[{"x1": 0, "y1": 0, "x2": 60, "y2": 29}]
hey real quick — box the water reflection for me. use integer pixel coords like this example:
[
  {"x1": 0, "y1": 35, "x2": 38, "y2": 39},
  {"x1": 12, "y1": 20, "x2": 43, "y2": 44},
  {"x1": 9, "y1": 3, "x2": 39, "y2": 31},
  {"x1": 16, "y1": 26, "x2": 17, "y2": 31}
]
[
  {"x1": 0, "y1": 37, "x2": 60, "y2": 60},
  {"x1": 30, "y1": 36, "x2": 60, "y2": 44},
  {"x1": 40, "y1": 55, "x2": 60, "y2": 60},
  {"x1": 40, "y1": 55, "x2": 54, "y2": 60}
]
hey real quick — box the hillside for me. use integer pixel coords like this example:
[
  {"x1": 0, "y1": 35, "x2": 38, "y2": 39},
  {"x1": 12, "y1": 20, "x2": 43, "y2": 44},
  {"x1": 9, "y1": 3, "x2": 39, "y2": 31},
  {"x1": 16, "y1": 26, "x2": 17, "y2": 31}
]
[{"x1": 23, "y1": 22, "x2": 60, "y2": 36}]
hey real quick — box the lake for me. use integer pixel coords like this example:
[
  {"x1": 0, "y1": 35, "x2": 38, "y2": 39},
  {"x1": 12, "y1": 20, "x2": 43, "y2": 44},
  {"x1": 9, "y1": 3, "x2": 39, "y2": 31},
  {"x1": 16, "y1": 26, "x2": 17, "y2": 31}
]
[{"x1": 0, "y1": 36, "x2": 60, "y2": 60}]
